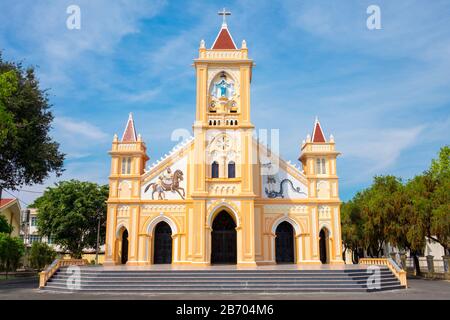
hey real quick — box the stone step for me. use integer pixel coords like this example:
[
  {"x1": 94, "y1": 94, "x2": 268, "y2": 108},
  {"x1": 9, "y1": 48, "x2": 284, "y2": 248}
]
[
  {"x1": 54, "y1": 273, "x2": 394, "y2": 280},
  {"x1": 51, "y1": 270, "x2": 392, "y2": 277},
  {"x1": 42, "y1": 266, "x2": 404, "y2": 293},
  {"x1": 47, "y1": 280, "x2": 399, "y2": 287},
  {"x1": 43, "y1": 279, "x2": 401, "y2": 288},
  {"x1": 62, "y1": 267, "x2": 389, "y2": 273},
  {"x1": 48, "y1": 274, "x2": 398, "y2": 281},
  {"x1": 42, "y1": 284, "x2": 405, "y2": 293}
]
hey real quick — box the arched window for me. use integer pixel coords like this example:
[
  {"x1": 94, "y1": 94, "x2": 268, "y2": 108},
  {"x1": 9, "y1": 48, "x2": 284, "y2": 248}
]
[
  {"x1": 212, "y1": 161, "x2": 219, "y2": 178},
  {"x1": 315, "y1": 158, "x2": 327, "y2": 174},
  {"x1": 228, "y1": 161, "x2": 235, "y2": 178},
  {"x1": 121, "y1": 157, "x2": 132, "y2": 174}
]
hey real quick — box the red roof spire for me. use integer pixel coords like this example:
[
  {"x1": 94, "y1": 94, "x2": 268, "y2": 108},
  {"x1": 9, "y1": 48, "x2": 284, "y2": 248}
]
[
  {"x1": 211, "y1": 8, "x2": 237, "y2": 50},
  {"x1": 312, "y1": 116, "x2": 326, "y2": 143},
  {"x1": 121, "y1": 113, "x2": 137, "y2": 142}
]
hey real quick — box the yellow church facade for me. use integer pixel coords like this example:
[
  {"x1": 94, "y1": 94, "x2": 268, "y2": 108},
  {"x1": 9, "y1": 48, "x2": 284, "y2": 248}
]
[{"x1": 103, "y1": 17, "x2": 343, "y2": 267}]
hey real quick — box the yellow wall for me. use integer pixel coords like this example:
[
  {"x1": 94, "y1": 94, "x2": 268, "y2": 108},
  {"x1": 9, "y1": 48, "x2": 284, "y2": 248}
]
[{"x1": 63, "y1": 253, "x2": 105, "y2": 264}]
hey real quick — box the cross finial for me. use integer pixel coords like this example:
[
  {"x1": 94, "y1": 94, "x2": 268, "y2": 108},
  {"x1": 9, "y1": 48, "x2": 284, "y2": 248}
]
[{"x1": 218, "y1": 8, "x2": 231, "y2": 27}]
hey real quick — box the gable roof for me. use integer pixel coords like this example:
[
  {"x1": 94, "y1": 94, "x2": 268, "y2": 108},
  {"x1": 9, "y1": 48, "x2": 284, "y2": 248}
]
[
  {"x1": 121, "y1": 113, "x2": 137, "y2": 142},
  {"x1": 0, "y1": 198, "x2": 15, "y2": 209},
  {"x1": 211, "y1": 25, "x2": 237, "y2": 50},
  {"x1": 312, "y1": 117, "x2": 326, "y2": 143},
  {"x1": 141, "y1": 136, "x2": 195, "y2": 183}
]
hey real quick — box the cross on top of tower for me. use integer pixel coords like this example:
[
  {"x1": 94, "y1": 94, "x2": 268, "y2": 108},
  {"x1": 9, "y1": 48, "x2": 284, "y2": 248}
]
[{"x1": 218, "y1": 8, "x2": 231, "y2": 26}]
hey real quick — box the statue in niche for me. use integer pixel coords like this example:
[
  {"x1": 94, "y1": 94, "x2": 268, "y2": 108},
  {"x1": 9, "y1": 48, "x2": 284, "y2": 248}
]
[{"x1": 212, "y1": 71, "x2": 234, "y2": 100}]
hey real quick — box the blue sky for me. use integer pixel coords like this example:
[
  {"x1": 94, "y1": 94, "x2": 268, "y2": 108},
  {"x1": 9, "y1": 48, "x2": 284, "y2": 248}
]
[{"x1": 1, "y1": 0, "x2": 449, "y2": 206}]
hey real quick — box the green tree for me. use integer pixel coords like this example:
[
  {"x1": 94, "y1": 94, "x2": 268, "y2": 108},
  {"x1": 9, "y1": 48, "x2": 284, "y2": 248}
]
[
  {"x1": 31, "y1": 180, "x2": 108, "y2": 258},
  {"x1": 29, "y1": 242, "x2": 57, "y2": 270},
  {"x1": 0, "y1": 215, "x2": 12, "y2": 234},
  {"x1": 389, "y1": 178, "x2": 426, "y2": 275},
  {"x1": 0, "y1": 53, "x2": 65, "y2": 199},
  {"x1": 341, "y1": 196, "x2": 364, "y2": 263},
  {"x1": 429, "y1": 146, "x2": 450, "y2": 255},
  {"x1": 0, "y1": 234, "x2": 25, "y2": 277},
  {"x1": 362, "y1": 176, "x2": 404, "y2": 257},
  {"x1": 430, "y1": 179, "x2": 449, "y2": 255},
  {"x1": 341, "y1": 176, "x2": 406, "y2": 260}
]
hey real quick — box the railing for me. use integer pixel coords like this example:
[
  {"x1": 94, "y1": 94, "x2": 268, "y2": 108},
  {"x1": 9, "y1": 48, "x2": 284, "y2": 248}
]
[
  {"x1": 405, "y1": 257, "x2": 447, "y2": 273},
  {"x1": 200, "y1": 50, "x2": 248, "y2": 60},
  {"x1": 359, "y1": 258, "x2": 408, "y2": 287},
  {"x1": 302, "y1": 143, "x2": 334, "y2": 152},
  {"x1": 39, "y1": 258, "x2": 88, "y2": 288}
]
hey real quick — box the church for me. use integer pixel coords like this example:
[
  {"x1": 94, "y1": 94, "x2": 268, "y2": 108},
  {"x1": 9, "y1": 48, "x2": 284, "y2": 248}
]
[{"x1": 103, "y1": 12, "x2": 343, "y2": 267}]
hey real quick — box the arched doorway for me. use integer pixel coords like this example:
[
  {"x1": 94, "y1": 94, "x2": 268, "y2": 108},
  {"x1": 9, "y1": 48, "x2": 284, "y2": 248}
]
[
  {"x1": 319, "y1": 228, "x2": 330, "y2": 264},
  {"x1": 211, "y1": 210, "x2": 237, "y2": 264},
  {"x1": 120, "y1": 229, "x2": 129, "y2": 265},
  {"x1": 153, "y1": 221, "x2": 173, "y2": 264},
  {"x1": 275, "y1": 221, "x2": 295, "y2": 263}
]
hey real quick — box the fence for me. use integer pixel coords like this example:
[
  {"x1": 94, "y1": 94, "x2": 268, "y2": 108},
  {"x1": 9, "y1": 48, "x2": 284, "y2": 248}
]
[{"x1": 404, "y1": 257, "x2": 448, "y2": 276}]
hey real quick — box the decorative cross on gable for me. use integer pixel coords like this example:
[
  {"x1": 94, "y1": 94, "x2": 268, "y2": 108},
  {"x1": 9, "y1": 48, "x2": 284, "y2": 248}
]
[{"x1": 218, "y1": 8, "x2": 231, "y2": 26}]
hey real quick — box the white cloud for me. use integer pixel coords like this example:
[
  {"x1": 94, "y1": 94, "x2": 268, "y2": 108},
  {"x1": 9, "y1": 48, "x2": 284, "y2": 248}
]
[
  {"x1": 339, "y1": 126, "x2": 424, "y2": 171},
  {"x1": 121, "y1": 88, "x2": 161, "y2": 103},
  {"x1": 54, "y1": 117, "x2": 108, "y2": 141},
  {"x1": 0, "y1": 0, "x2": 166, "y2": 88}
]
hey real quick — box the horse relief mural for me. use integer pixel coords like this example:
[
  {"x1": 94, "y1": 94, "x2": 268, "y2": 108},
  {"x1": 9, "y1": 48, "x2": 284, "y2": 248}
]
[{"x1": 144, "y1": 167, "x2": 185, "y2": 200}]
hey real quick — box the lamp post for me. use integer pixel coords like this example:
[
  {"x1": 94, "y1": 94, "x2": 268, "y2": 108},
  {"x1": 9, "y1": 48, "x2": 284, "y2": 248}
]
[
  {"x1": 21, "y1": 209, "x2": 30, "y2": 267},
  {"x1": 95, "y1": 210, "x2": 101, "y2": 265}
]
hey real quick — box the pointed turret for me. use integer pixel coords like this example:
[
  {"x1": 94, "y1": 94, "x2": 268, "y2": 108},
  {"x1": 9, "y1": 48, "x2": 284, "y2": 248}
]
[
  {"x1": 311, "y1": 116, "x2": 326, "y2": 143},
  {"x1": 121, "y1": 113, "x2": 137, "y2": 142},
  {"x1": 299, "y1": 117, "x2": 340, "y2": 199},
  {"x1": 211, "y1": 8, "x2": 237, "y2": 49},
  {"x1": 211, "y1": 27, "x2": 237, "y2": 49},
  {"x1": 109, "y1": 113, "x2": 149, "y2": 204}
]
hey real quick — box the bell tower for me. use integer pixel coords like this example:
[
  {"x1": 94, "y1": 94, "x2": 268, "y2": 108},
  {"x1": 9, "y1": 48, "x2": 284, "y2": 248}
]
[
  {"x1": 188, "y1": 9, "x2": 258, "y2": 266},
  {"x1": 192, "y1": 9, "x2": 255, "y2": 197}
]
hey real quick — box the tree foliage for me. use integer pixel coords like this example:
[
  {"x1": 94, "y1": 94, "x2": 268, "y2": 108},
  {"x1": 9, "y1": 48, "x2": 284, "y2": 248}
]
[
  {"x1": 29, "y1": 242, "x2": 57, "y2": 270},
  {"x1": 0, "y1": 215, "x2": 12, "y2": 234},
  {"x1": 341, "y1": 146, "x2": 450, "y2": 268},
  {"x1": 31, "y1": 180, "x2": 108, "y2": 258},
  {"x1": 0, "y1": 234, "x2": 25, "y2": 274},
  {"x1": 0, "y1": 52, "x2": 65, "y2": 198}
]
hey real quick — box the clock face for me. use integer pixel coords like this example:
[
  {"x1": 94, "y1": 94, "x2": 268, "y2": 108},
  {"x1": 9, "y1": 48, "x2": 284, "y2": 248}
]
[{"x1": 216, "y1": 135, "x2": 231, "y2": 151}]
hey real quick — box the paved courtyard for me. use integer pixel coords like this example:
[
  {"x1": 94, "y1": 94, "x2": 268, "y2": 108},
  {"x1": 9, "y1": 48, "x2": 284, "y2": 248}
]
[{"x1": 0, "y1": 277, "x2": 449, "y2": 300}]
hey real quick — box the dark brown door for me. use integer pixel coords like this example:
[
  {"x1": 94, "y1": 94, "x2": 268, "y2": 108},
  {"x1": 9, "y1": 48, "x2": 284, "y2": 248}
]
[
  {"x1": 275, "y1": 222, "x2": 294, "y2": 263},
  {"x1": 319, "y1": 228, "x2": 328, "y2": 264},
  {"x1": 211, "y1": 211, "x2": 237, "y2": 264},
  {"x1": 153, "y1": 222, "x2": 172, "y2": 264},
  {"x1": 121, "y1": 229, "x2": 128, "y2": 264}
]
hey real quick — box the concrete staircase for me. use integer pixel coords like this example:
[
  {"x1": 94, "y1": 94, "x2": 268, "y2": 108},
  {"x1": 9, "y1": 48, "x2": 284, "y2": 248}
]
[{"x1": 41, "y1": 266, "x2": 405, "y2": 293}]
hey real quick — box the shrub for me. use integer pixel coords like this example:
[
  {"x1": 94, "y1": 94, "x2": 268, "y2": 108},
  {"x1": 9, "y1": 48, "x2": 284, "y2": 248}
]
[
  {"x1": 29, "y1": 242, "x2": 57, "y2": 270},
  {"x1": 0, "y1": 215, "x2": 12, "y2": 234},
  {"x1": 0, "y1": 234, "x2": 25, "y2": 275}
]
